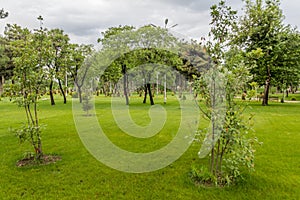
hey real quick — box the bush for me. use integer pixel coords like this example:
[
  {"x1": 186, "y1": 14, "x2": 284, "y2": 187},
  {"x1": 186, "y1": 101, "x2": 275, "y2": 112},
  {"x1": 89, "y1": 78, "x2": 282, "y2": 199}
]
[
  {"x1": 71, "y1": 92, "x2": 78, "y2": 98},
  {"x1": 82, "y1": 93, "x2": 93, "y2": 116}
]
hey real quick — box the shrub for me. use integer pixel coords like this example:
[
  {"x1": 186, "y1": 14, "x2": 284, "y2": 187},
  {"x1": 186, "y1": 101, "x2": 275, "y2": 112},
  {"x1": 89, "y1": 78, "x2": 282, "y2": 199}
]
[{"x1": 72, "y1": 92, "x2": 78, "y2": 98}]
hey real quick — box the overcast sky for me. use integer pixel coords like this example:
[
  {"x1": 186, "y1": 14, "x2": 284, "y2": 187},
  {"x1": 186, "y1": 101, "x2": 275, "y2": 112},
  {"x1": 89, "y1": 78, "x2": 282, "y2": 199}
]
[{"x1": 0, "y1": 0, "x2": 299, "y2": 46}]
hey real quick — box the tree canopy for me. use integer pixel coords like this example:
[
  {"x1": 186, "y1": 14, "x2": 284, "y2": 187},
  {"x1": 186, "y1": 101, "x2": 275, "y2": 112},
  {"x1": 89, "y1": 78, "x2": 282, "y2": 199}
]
[{"x1": 232, "y1": 0, "x2": 300, "y2": 105}]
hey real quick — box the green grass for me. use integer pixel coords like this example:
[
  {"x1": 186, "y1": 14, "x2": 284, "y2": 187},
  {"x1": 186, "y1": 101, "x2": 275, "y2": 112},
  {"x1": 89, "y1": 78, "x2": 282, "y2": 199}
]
[{"x1": 0, "y1": 95, "x2": 299, "y2": 199}]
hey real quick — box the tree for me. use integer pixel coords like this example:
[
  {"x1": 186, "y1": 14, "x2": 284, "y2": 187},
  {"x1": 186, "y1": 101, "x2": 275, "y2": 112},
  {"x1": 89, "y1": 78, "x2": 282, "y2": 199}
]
[
  {"x1": 272, "y1": 28, "x2": 300, "y2": 102},
  {"x1": 68, "y1": 44, "x2": 93, "y2": 103},
  {"x1": 0, "y1": 36, "x2": 9, "y2": 95},
  {"x1": 1, "y1": 24, "x2": 30, "y2": 97},
  {"x1": 192, "y1": 1, "x2": 259, "y2": 186},
  {"x1": 46, "y1": 28, "x2": 71, "y2": 105},
  {"x1": 98, "y1": 25, "x2": 135, "y2": 105},
  {"x1": 7, "y1": 24, "x2": 47, "y2": 159},
  {"x1": 97, "y1": 25, "x2": 183, "y2": 105},
  {"x1": 233, "y1": 0, "x2": 299, "y2": 105}
]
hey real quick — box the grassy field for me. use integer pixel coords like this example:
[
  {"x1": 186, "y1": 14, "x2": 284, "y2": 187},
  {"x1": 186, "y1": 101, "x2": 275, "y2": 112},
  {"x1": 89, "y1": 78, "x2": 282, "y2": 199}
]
[{"x1": 0, "y1": 94, "x2": 299, "y2": 199}]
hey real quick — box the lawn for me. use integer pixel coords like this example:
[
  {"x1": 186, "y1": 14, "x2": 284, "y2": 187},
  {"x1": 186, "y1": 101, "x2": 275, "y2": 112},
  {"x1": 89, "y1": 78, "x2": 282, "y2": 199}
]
[{"x1": 0, "y1": 95, "x2": 299, "y2": 199}]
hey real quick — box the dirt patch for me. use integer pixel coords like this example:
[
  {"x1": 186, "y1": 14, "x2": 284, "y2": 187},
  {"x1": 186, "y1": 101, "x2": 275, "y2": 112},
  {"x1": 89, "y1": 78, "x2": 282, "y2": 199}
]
[{"x1": 16, "y1": 155, "x2": 61, "y2": 167}]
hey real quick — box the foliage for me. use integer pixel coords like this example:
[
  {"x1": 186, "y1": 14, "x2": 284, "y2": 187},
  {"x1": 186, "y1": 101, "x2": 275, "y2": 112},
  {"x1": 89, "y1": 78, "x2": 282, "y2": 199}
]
[
  {"x1": 5, "y1": 21, "x2": 48, "y2": 159},
  {"x1": 2, "y1": 24, "x2": 24, "y2": 93},
  {"x1": 247, "y1": 82, "x2": 258, "y2": 100},
  {"x1": 193, "y1": 0, "x2": 259, "y2": 186},
  {"x1": 232, "y1": 0, "x2": 300, "y2": 105},
  {"x1": 96, "y1": 25, "x2": 182, "y2": 105},
  {"x1": 0, "y1": 36, "x2": 9, "y2": 96},
  {"x1": 96, "y1": 25, "x2": 209, "y2": 105},
  {"x1": 45, "y1": 28, "x2": 71, "y2": 105},
  {"x1": 2, "y1": 21, "x2": 93, "y2": 105},
  {"x1": 68, "y1": 43, "x2": 94, "y2": 103}
]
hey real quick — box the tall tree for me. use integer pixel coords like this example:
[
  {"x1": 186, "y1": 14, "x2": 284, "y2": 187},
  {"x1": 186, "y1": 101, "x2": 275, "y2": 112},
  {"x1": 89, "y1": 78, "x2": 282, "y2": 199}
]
[
  {"x1": 272, "y1": 28, "x2": 300, "y2": 101},
  {"x1": 46, "y1": 28, "x2": 71, "y2": 104},
  {"x1": 233, "y1": 0, "x2": 294, "y2": 106},
  {"x1": 98, "y1": 25, "x2": 183, "y2": 105},
  {"x1": 98, "y1": 25, "x2": 135, "y2": 105},
  {"x1": 68, "y1": 44, "x2": 93, "y2": 103},
  {"x1": 0, "y1": 36, "x2": 9, "y2": 95},
  {"x1": 3, "y1": 24, "x2": 26, "y2": 89}
]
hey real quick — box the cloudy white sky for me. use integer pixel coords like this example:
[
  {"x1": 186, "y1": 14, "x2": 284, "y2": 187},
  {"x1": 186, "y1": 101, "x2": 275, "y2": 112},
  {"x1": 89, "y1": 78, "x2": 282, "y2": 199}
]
[{"x1": 0, "y1": 0, "x2": 299, "y2": 46}]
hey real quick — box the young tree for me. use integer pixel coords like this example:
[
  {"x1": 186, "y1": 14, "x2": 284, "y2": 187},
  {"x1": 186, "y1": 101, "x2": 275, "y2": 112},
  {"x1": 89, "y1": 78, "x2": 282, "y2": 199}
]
[
  {"x1": 7, "y1": 24, "x2": 47, "y2": 159},
  {"x1": 193, "y1": 1, "x2": 259, "y2": 186}
]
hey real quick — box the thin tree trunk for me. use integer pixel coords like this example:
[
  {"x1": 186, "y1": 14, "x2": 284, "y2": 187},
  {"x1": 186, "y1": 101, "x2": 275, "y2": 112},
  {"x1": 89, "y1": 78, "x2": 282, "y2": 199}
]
[
  {"x1": 34, "y1": 92, "x2": 43, "y2": 159},
  {"x1": 210, "y1": 77, "x2": 216, "y2": 175},
  {"x1": 78, "y1": 86, "x2": 83, "y2": 103},
  {"x1": 124, "y1": 74, "x2": 129, "y2": 105},
  {"x1": 27, "y1": 104, "x2": 35, "y2": 125},
  {"x1": 49, "y1": 80, "x2": 55, "y2": 105},
  {"x1": 215, "y1": 140, "x2": 220, "y2": 173},
  {"x1": 34, "y1": 94, "x2": 39, "y2": 126},
  {"x1": 58, "y1": 78, "x2": 67, "y2": 104},
  {"x1": 210, "y1": 119, "x2": 216, "y2": 175},
  {"x1": 122, "y1": 64, "x2": 129, "y2": 105},
  {"x1": 0, "y1": 75, "x2": 4, "y2": 96},
  {"x1": 220, "y1": 140, "x2": 230, "y2": 170},
  {"x1": 143, "y1": 84, "x2": 147, "y2": 104},
  {"x1": 147, "y1": 83, "x2": 154, "y2": 105},
  {"x1": 211, "y1": 144, "x2": 215, "y2": 175},
  {"x1": 262, "y1": 66, "x2": 271, "y2": 106},
  {"x1": 262, "y1": 79, "x2": 270, "y2": 106}
]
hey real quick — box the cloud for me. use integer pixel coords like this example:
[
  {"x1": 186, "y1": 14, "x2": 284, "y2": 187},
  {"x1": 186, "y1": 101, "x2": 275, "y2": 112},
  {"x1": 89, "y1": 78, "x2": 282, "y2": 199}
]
[{"x1": 0, "y1": 0, "x2": 299, "y2": 46}]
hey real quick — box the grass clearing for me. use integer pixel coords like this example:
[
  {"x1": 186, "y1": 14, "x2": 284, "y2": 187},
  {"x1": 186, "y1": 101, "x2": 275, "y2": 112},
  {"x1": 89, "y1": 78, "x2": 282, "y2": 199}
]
[{"x1": 0, "y1": 95, "x2": 299, "y2": 199}]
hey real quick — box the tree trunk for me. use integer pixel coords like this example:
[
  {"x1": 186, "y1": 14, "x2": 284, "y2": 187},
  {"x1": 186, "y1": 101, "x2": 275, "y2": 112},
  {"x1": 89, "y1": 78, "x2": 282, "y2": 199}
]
[
  {"x1": 215, "y1": 140, "x2": 220, "y2": 173},
  {"x1": 58, "y1": 78, "x2": 67, "y2": 104},
  {"x1": 124, "y1": 75, "x2": 129, "y2": 105},
  {"x1": 49, "y1": 80, "x2": 55, "y2": 105},
  {"x1": 0, "y1": 75, "x2": 4, "y2": 96},
  {"x1": 143, "y1": 84, "x2": 147, "y2": 104},
  {"x1": 210, "y1": 147, "x2": 215, "y2": 175},
  {"x1": 35, "y1": 140, "x2": 43, "y2": 160},
  {"x1": 147, "y1": 83, "x2": 154, "y2": 105},
  {"x1": 78, "y1": 86, "x2": 83, "y2": 103},
  {"x1": 262, "y1": 64, "x2": 272, "y2": 106},
  {"x1": 262, "y1": 78, "x2": 270, "y2": 106},
  {"x1": 122, "y1": 64, "x2": 129, "y2": 105},
  {"x1": 286, "y1": 89, "x2": 289, "y2": 98}
]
